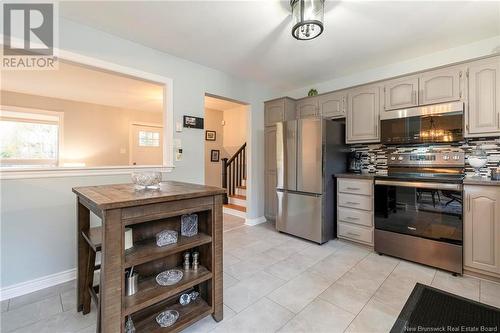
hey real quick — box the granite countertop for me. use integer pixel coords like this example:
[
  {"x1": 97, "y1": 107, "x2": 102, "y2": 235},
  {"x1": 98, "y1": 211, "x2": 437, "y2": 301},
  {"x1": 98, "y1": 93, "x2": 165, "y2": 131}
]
[
  {"x1": 334, "y1": 173, "x2": 377, "y2": 179},
  {"x1": 463, "y1": 177, "x2": 500, "y2": 186},
  {"x1": 336, "y1": 173, "x2": 500, "y2": 186}
]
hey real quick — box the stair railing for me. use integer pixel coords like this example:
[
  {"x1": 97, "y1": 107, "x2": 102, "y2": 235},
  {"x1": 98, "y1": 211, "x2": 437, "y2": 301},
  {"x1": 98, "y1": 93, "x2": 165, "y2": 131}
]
[{"x1": 221, "y1": 142, "x2": 246, "y2": 204}]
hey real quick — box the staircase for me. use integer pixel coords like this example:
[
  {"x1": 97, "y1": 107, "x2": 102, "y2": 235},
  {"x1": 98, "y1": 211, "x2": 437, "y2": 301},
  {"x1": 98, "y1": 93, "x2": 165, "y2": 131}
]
[{"x1": 221, "y1": 143, "x2": 247, "y2": 218}]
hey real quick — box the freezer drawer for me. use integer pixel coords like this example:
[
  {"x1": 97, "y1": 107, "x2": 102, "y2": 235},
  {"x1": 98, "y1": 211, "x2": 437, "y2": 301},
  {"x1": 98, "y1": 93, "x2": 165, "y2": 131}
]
[{"x1": 276, "y1": 191, "x2": 323, "y2": 243}]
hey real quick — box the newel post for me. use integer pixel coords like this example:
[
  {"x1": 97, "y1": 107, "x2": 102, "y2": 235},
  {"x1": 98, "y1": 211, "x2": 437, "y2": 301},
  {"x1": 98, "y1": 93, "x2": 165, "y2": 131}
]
[{"x1": 221, "y1": 158, "x2": 228, "y2": 204}]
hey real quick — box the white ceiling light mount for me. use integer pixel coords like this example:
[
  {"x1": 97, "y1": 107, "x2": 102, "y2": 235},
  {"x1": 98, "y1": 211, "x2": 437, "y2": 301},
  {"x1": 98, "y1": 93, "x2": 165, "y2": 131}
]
[{"x1": 290, "y1": 0, "x2": 325, "y2": 40}]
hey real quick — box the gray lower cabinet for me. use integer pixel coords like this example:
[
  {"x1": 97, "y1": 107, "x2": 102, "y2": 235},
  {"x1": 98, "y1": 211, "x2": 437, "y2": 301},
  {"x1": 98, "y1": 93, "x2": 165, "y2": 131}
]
[
  {"x1": 384, "y1": 76, "x2": 419, "y2": 111},
  {"x1": 466, "y1": 56, "x2": 500, "y2": 137},
  {"x1": 264, "y1": 126, "x2": 277, "y2": 220},
  {"x1": 346, "y1": 85, "x2": 381, "y2": 144},
  {"x1": 419, "y1": 66, "x2": 463, "y2": 105},
  {"x1": 296, "y1": 97, "x2": 319, "y2": 118},
  {"x1": 464, "y1": 185, "x2": 500, "y2": 277},
  {"x1": 337, "y1": 178, "x2": 374, "y2": 245},
  {"x1": 264, "y1": 97, "x2": 296, "y2": 126},
  {"x1": 319, "y1": 91, "x2": 346, "y2": 118}
]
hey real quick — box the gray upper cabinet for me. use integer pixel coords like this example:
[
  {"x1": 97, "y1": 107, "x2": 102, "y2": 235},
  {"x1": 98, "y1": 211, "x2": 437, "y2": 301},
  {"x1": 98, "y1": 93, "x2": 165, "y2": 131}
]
[
  {"x1": 264, "y1": 97, "x2": 295, "y2": 126},
  {"x1": 346, "y1": 85, "x2": 381, "y2": 144},
  {"x1": 384, "y1": 76, "x2": 419, "y2": 110},
  {"x1": 419, "y1": 66, "x2": 463, "y2": 105},
  {"x1": 466, "y1": 56, "x2": 500, "y2": 137},
  {"x1": 319, "y1": 92, "x2": 346, "y2": 118},
  {"x1": 296, "y1": 97, "x2": 319, "y2": 118}
]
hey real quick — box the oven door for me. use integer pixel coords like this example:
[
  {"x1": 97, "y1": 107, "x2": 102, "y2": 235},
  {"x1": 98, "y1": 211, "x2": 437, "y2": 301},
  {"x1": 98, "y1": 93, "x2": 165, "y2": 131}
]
[{"x1": 374, "y1": 180, "x2": 463, "y2": 245}]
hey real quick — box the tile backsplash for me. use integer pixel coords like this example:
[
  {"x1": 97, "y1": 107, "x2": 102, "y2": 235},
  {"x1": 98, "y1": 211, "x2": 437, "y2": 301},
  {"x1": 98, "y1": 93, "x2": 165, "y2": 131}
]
[{"x1": 350, "y1": 137, "x2": 500, "y2": 177}]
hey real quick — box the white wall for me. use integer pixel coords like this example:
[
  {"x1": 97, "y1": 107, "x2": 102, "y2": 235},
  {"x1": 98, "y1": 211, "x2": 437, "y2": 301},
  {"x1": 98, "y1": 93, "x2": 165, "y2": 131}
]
[
  {"x1": 282, "y1": 36, "x2": 500, "y2": 98},
  {"x1": 204, "y1": 108, "x2": 224, "y2": 187},
  {"x1": 223, "y1": 105, "x2": 248, "y2": 156},
  {"x1": 0, "y1": 18, "x2": 276, "y2": 289}
]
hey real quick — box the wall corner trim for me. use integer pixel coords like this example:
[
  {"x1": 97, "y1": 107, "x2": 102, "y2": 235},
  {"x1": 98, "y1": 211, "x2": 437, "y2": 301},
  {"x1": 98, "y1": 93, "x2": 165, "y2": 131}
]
[
  {"x1": 244, "y1": 216, "x2": 267, "y2": 226},
  {"x1": 0, "y1": 269, "x2": 76, "y2": 301}
]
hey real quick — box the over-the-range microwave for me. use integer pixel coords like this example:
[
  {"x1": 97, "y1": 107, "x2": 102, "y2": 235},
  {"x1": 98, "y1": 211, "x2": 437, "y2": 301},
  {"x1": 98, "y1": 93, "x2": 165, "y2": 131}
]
[{"x1": 380, "y1": 101, "x2": 464, "y2": 145}]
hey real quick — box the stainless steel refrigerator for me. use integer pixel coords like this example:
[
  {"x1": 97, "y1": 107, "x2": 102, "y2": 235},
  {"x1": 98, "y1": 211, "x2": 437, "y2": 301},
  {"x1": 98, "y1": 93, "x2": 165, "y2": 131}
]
[{"x1": 276, "y1": 118, "x2": 347, "y2": 244}]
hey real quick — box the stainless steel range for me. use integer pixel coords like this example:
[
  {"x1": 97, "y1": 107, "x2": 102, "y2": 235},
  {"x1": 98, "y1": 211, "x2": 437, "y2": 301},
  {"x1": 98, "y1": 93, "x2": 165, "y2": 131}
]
[{"x1": 374, "y1": 151, "x2": 464, "y2": 274}]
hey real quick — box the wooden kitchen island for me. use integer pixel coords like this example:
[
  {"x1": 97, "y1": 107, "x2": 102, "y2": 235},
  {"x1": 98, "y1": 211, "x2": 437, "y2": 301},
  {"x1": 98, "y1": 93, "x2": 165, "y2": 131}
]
[{"x1": 73, "y1": 181, "x2": 225, "y2": 332}]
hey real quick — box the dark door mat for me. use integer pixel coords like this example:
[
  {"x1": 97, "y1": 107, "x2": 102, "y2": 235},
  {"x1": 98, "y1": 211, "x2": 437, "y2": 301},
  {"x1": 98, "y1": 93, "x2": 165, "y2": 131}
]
[{"x1": 391, "y1": 283, "x2": 500, "y2": 332}]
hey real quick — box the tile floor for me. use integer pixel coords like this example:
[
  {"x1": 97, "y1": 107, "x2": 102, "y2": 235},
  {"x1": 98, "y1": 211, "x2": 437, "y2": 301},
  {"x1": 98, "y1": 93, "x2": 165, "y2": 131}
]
[{"x1": 2, "y1": 214, "x2": 500, "y2": 333}]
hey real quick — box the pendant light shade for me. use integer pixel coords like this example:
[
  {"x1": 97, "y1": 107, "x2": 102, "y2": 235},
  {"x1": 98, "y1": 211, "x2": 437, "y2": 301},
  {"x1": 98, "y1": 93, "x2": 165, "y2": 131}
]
[{"x1": 290, "y1": 0, "x2": 325, "y2": 40}]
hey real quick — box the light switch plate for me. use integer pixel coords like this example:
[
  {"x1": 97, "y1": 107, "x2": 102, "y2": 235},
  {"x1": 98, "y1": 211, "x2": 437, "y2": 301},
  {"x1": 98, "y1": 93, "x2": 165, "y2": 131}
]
[{"x1": 176, "y1": 122, "x2": 183, "y2": 132}]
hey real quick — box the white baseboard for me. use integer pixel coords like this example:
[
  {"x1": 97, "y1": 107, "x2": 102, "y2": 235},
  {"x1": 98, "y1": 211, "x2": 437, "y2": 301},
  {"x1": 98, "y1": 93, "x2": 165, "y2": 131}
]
[
  {"x1": 0, "y1": 268, "x2": 76, "y2": 301},
  {"x1": 245, "y1": 216, "x2": 267, "y2": 226}
]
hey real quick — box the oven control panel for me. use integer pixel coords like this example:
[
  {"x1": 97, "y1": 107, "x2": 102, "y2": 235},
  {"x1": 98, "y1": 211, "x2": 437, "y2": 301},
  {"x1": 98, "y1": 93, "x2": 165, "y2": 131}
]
[{"x1": 388, "y1": 152, "x2": 465, "y2": 166}]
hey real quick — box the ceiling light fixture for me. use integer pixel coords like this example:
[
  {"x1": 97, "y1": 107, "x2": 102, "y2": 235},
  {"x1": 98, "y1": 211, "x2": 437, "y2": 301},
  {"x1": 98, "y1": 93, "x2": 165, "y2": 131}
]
[{"x1": 290, "y1": 0, "x2": 325, "y2": 40}]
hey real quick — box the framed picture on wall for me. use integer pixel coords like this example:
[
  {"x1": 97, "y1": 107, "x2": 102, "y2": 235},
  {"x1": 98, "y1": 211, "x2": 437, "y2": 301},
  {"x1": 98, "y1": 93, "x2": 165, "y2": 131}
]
[
  {"x1": 205, "y1": 130, "x2": 216, "y2": 141},
  {"x1": 210, "y1": 150, "x2": 220, "y2": 162}
]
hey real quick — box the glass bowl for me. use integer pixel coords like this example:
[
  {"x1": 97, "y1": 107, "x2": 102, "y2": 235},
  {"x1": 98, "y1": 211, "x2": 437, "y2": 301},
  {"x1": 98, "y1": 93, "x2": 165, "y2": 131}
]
[
  {"x1": 156, "y1": 310, "x2": 179, "y2": 328},
  {"x1": 131, "y1": 172, "x2": 161, "y2": 189},
  {"x1": 156, "y1": 269, "x2": 183, "y2": 286}
]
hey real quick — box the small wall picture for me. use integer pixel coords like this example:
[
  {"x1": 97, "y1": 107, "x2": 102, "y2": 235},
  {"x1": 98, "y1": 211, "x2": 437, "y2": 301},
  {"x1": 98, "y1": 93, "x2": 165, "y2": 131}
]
[
  {"x1": 210, "y1": 150, "x2": 220, "y2": 162},
  {"x1": 183, "y1": 115, "x2": 204, "y2": 129},
  {"x1": 205, "y1": 130, "x2": 216, "y2": 141}
]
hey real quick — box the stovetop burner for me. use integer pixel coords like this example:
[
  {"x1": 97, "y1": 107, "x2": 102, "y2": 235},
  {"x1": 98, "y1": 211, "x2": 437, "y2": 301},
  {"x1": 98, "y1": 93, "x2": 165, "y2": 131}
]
[{"x1": 385, "y1": 151, "x2": 465, "y2": 183}]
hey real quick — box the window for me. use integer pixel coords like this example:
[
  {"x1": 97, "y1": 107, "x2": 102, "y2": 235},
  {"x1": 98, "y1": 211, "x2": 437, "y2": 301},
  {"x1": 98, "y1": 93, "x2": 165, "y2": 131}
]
[
  {"x1": 0, "y1": 108, "x2": 62, "y2": 167},
  {"x1": 138, "y1": 130, "x2": 160, "y2": 147}
]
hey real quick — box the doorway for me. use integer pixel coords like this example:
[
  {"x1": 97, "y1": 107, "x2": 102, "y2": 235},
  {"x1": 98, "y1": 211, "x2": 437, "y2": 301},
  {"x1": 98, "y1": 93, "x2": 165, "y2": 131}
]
[{"x1": 204, "y1": 94, "x2": 249, "y2": 221}]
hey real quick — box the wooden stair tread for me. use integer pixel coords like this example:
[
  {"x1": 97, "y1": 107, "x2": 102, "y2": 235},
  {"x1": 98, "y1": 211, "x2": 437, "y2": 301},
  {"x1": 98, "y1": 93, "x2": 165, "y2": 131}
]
[
  {"x1": 82, "y1": 227, "x2": 102, "y2": 252},
  {"x1": 124, "y1": 233, "x2": 212, "y2": 268},
  {"x1": 124, "y1": 266, "x2": 212, "y2": 316},
  {"x1": 228, "y1": 194, "x2": 246, "y2": 200},
  {"x1": 224, "y1": 204, "x2": 246, "y2": 212},
  {"x1": 132, "y1": 296, "x2": 212, "y2": 332}
]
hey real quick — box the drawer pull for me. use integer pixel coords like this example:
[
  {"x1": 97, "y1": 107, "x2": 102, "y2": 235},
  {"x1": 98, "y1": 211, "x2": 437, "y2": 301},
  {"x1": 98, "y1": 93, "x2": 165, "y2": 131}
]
[
  {"x1": 346, "y1": 187, "x2": 360, "y2": 190},
  {"x1": 346, "y1": 232, "x2": 361, "y2": 237},
  {"x1": 407, "y1": 226, "x2": 416, "y2": 231},
  {"x1": 346, "y1": 216, "x2": 359, "y2": 220},
  {"x1": 345, "y1": 201, "x2": 360, "y2": 205}
]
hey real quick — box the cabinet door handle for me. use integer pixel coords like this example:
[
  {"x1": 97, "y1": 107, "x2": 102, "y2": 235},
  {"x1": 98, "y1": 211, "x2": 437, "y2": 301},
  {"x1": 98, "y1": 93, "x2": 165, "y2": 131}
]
[
  {"x1": 467, "y1": 194, "x2": 471, "y2": 212},
  {"x1": 497, "y1": 113, "x2": 500, "y2": 129},
  {"x1": 347, "y1": 232, "x2": 361, "y2": 237},
  {"x1": 346, "y1": 187, "x2": 360, "y2": 190},
  {"x1": 346, "y1": 216, "x2": 359, "y2": 221},
  {"x1": 346, "y1": 201, "x2": 360, "y2": 205},
  {"x1": 412, "y1": 90, "x2": 416, "y2": 104}
]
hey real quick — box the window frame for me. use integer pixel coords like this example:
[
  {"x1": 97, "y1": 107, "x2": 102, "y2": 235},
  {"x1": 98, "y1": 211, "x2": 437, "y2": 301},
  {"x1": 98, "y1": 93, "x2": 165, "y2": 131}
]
[
  {"x1": 0, "y1": 105, "x2": 64, "y2": 168},
  {"x1": 0, "y1": 48, "x2": 174, "y2": 180}
]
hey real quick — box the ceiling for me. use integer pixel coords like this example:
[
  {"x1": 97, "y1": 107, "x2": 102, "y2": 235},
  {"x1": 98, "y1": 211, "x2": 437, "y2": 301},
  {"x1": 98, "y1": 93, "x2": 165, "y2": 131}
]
[
  {"x1": 205, "y1": 95, "x2": 246, "y2": 111},
  {"x1": 60, "y1": 1, "x2": 500, "y2": 92},
  {"x1": 1, "y1": 60, "x2": 164, "y2": 112}
]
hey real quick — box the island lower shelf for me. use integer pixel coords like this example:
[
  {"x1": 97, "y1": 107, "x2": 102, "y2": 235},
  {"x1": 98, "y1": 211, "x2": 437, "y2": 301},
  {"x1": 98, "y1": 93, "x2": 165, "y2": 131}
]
[
  {"x1": 124, "y1": 266, "x2": 212, "y2": 316},
  {"x1": 131, "y1": 294, "x2": 212, "y2": 333}
]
